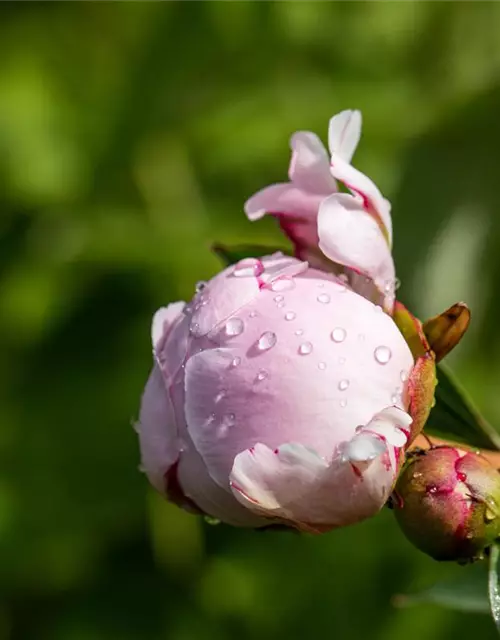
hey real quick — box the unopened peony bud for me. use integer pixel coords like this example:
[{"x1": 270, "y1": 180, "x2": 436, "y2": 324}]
[{"x1": 393, "y1": 446, "x2": 500, "y2": 561}]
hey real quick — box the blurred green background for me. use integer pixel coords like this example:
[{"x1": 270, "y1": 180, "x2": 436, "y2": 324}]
[{"x1": 2, "y1": 1, "x2": 500, "y2": 638}]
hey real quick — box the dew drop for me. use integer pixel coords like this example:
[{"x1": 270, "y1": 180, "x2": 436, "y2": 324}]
[
  {"x1": 318, "y1": 362, "x2": 327, "y2": 370},
  {"x1": 339, "y1": 399, "x2": 347, "y2": 408},
  {"x1": 400, "y1": 370, "x2": 409, "y2": 383},
  {"x1": 457, "y1": 471, "x2": 467, "y2": 483},
  {"x1": 271, "y1": 277, "x2": 295, "y2": 292},
  {"x1": 273, "y1": 295, "x2": 284, "y2": 303},
  {"x1": 338, "y1": 379, "x2": 350, "y2": 391},
  {"x1": 374, "y1": 345, "x2": 392, "y2": 365},
  {"x1": 298, "y1": 341, "x2": 313, "y2": 355},
  {"x1": 195, "y1": 280, "x2": 207, "y2": 293},
  {"x1": 331, "y1": 327, "x2": 346, "y2": 343},
  {"x1": 295, "y1": 329, "x2": 304, "y2": 336},
  {"x1": 224, "y1": 413, "x2": 236, "y2": 427},
  {"x1": 285, "y1": 311, "x2": 296, "y2": 321},
  {"x1": 317, "y1": 282, "x2": 325, "y2": 288},
  {"x1": 225, "y1": 317, "x2": 244, "y2": 337},
  {"x1": 338, "y1": 356, "x2": 346, "y2": 365},
  {"x1": 249, "y1": 310, "x2": 258, "y2": 318},
  {"x1": 255, "y1": 369, "x2": 268, "y2": 382},
  {"x1": 231, "y1": 356, "x2": 241, "y2": 368},
  {"x1": 485, "y1": 508, "x2": 497, "y2": 522},
  {"x1": 190, "y1": 321, "x2": 201, "y2": 336},
  {"x1": 207, "y1": 412, "x2": 216, "y2": 425},
  {"x1": 427, "y1": 485, "x2": 439, "y2": 495},
  {"x1": 317, "y1": 293, "x2": 331, "y2": 304},
  {"x1": 233, "y1": 258, "x2": 264, "y2": 278},
  {"x1": 277, "y1": 301, "x2": 285, "y2": 308},
  {"x1": 215, "y1": 389, "x2": 226, "y2": 403},
  {"x1": 391, "y1": 394, "x2": 400, "y2": 404},
  {"x1": 258, "y1": 331, "x2": 277, "y2": 351}
]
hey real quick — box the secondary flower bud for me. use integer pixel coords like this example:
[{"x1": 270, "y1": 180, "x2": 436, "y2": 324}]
[{"x1": 393, "y1": 446, "x2": 500, "y2": 561}]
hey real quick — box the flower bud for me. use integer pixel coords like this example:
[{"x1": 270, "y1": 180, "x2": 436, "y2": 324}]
[{"x1": 393, "y1": 446, "x2": 500, "y2": 561}]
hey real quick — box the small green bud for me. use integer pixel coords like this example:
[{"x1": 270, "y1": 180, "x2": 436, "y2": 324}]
[{"x1": 393, "y1": 446, "x2": 500, "y2": 561}]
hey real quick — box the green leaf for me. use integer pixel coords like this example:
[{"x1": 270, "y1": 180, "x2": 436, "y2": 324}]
[
  {"x1": 489, "y1": 544, "x2": 500, "y2": 633},
  {"x1": 394, "y1": 562, "x2": 489, "y2": 614},
  {"x1": 212, "y1": 243, "x2": 290, "y2": 266},
  {"x1": 425, "y1": 364, "x2": 500, "y2": 451}
]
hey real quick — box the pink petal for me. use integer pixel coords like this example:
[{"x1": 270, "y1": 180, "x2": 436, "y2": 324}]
[
  {"x1": 317, "y1": 193, "x2": 396, "y2": 309},
  {"x1": 288, "y1": 131, "x2": 336, "y2": 193},
  {"x1": 188, "y1": 253, "x2": 307, "y2": 338},
  {"x1": 183, "y1": 269, "x2": 413, "y2": 489},
  {"x1": 244, "y1": 183, "x2": 326, "y2": 222},
  {"x1": 330, "y1": 152, "x2": 392, "y2": 244},
  {"x1": 229, "y1": 407, "x2": 411, "y2": 530},
  {"x1": 328, "y1": 110, "x2": 362, "y2": 164},
  {"x1": 137, "y1": 364, "x2": 180, "y2": 494}
]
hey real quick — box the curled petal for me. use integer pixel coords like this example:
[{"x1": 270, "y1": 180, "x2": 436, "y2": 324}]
[
  {"x1": 317, "y1": 193, "x2": 396, "y2": 310},
  {"x1": 288, "y1": 131, "x2": 336, "y2": 193},
  {"x1": 330, "y1": 152, "x2": 392, "y2": 244},
  {"x1": 328, "y1": 109, "x2": 362, "y2": 164},
  {"x1": 230, "y1": 407, "x2": 412, "y2": 531},
  {"x1": 244, "y1": 183, "x2": 326, "y2": 223}
]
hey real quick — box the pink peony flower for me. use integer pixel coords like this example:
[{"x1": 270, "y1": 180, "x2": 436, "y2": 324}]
[
  {"x1": 244, "y1": 110, "x2": 395, "y2": 311},
  {"x1": 137, "y1": 253, "x2": 419, "y2": 532}
]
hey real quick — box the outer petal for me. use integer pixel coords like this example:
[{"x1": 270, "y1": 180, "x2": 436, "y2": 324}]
[
  {"x1": 230, "y1": 407, "x2": 412, "y2": 531},
  {"x1": 328, "y1": 110, "x2": 362, "y2": 164},
  {"x1": 137, "y1": 364, "x2": 180, "y2": 494},
  {"x1": 329, "y1": 152, "x2": 392, "y2": 244},
  {"x1": 317, "y1": 193, "x2": 395, "y2": 309},
  {"x1": 244, "y1": 183, "x2": 326, "y2": 222},
  {"x1": 288, "y1": 131, "x2": 336, "y2": 193},
  {"x1": 188, "y1": 253, "x2": 307, "y2": 338},
  {"x1": 176, "y1": 441, "x2": 268, "y2": 527}
]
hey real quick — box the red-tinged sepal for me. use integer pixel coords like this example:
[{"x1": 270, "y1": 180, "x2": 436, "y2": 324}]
[
  {"x1": 406, "y1": 353, "x2": 437, "y2": 445},
  {"x1": 393, "y1": 300, "x2": 430, "y2": 358}
]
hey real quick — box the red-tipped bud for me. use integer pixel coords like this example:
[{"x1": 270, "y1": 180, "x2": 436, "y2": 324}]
[{"x1": 393, "y1": 446, "x2": 500, "y2": 561}]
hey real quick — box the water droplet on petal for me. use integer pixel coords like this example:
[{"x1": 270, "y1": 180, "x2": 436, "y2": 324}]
[
  {"x1": 231, "y1": 356, "x2": 241, "y2": 368},
  {"x1": 331, "y1": 328, "x2": 346, "y2": 343},
  {"x1": 374, "y1": 346, "x2": 392, "y2": 364},
  {"x1": 225, "y1": 317, "x2": 244, "y2": 337},
  {"x1": 298, "y1": 342, "x2": 313, "y2": 355},
  {"x1": 258, "y1": 331, "x2": 277, "y2": 351},
  {"x1": 427, "y1": 485, "x2": 439, "y2": 495},
  {"x1": 317, "y1": 282, "x2": 325, "y2": 288},
  {"x1": 318, "y1": 362, "x2": 327, "y2": 370},
  {"x1": 190, "y1": 321, "x2": 201, "y2": 336},
  {"x1": 338, "y1": 356, "x2": 346, "y2": 365},
  {"x1": 277, "y1": 301, "x2": 285, "y2": 308},
  {"x1": 224, "y1": 413, "x2": 235, "y2": 426},
  {"x1": 215, "y1": 389, "x2": 226, "y2": 403},
  {"x1": 317, "y1": 293, "x2": 331, "y2": 304},
  {"x1": 394, "y1": 278, "x2": 401, "y2": 291},
  {"x1": 207, "y1": 412, "x2": 216, "y2": 425},
  {"x1": 285, "y1": 311, "x2": 296, "y2": 321},
  {"x1": 295, "y1": 329, "x2": 304, "y2": 336},
  {"x1": 273, "y1": 295, "x2": 284, "y2": 303},
  {"x1": 249, "y1": 310, "x2": 258, "y2": 318},
  {"x1": 339, "y1": 399, "x2": 347, "y2": 408},
  {"x1": 195, "y1": 280, "x2": 207, "y2": 293},
  {"x1": 233, "y1": 258, "x2": 264, "y2": 278},
  {"x1": 391, "y1": 394, "x2": 400, "y2": 404},
  {"x1": 255, "y1": 369, "x2": 268, "y2": 382},
  {"x1": 338, "y1": 379, "x2": 350, "y2": 391},
  {"x1": 271, "y1": 277, "x2": 295, "y2": 292},
  {"x1": 400, "y1": 370, "x2": 408, "y2": 382}
]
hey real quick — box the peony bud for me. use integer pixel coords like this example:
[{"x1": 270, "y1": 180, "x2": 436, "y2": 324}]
[
  {"x1": 393, "y1": 446, "x2": 500, "y2": 561},
  {"x1": 137, "y1": 253, "x2": 418, "y2": 532}
]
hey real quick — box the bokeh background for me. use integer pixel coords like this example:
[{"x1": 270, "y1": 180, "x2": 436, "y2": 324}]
[{"x1": 2, "y1": 2, "x2": 500, "y2": 638}]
